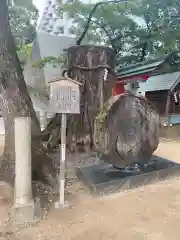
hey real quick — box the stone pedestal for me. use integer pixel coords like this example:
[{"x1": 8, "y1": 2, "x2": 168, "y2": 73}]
[
  {"x1": 76, "y1": 156, "x2": 180, "y2": 196},
  {"x1": 12, "y1": 117, "x2": 40, "y2": 224},
  {"x1": 14, "y1": 117, "x2": 32, "y2": 206},
  {"x1": 12, "y1": 201, "x2": 35, "y2": 224}
]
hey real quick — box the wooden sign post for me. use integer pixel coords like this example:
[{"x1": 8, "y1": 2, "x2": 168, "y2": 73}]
[{"x1": 49, "y1": 77, "x2": 80, "y2": 208}]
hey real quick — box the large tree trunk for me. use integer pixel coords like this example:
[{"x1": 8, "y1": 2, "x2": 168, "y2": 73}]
[
  {"x1": 42, "y1": 45, "x2": 116, "y2": 151},
  {"x1": 94, "y1": 94, "x2": 160, "y2": 168},
  {"x1": 0, "y1": 0, "x2": 56, "y2": 187},
  {"x1": 43, "y1": 45, "x2": 116, "y2": 149},
  {"x1": 67, "y1": 45, "x2": 116, "y2": 147}
]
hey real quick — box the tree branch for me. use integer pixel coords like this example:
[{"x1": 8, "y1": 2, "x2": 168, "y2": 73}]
[
  {"x1": 91, "y1": 19, "x2": 122, "y2": 53},
  {"x1": 76, "y1": 0, "x2": 132, "y2": 45},
  {"x1": 140, "y1": 10, "x2": 152, "y2": 61}
]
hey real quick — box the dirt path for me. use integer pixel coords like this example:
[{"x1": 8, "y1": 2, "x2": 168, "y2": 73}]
[
  {"x1": 155, "y1": 139, "x2": 180, "y2": 163},
  {"x1": 6, "y1": 140, "x2": 178, "y2": 240}
]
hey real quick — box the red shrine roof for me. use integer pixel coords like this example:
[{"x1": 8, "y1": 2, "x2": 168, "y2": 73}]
[{"x1": 116, "y1": 58, "x2": 164, "y2": 83}]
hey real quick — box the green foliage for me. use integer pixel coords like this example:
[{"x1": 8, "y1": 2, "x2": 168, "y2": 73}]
[
  {"x1": 13, "y1": 0, "x2": 36, "y2": 9},
  {"x1": 17, "y1": 43, "x2": 32, "y2": 66},
  {"x1": 59, "y1": 1, "x2": 137, "y2": 46},
  {"x1": 57, "y1": 0, "x2": 180, "y2": 67},
  {"x1": 8, "y1": 1, "x2": 38, "y2": 46},
  {"x1": 33, "y1": 0, "x2": 180, "y2": 69},
  {"x1": 8, "y1": 0, "x2": 38, "y2": 65},
  {"x1": 33, "y1": 55, "x2": 67, "y2": 69},
  {"x1": 131, "y1": 0, "x2": 180, "y2": 56}
]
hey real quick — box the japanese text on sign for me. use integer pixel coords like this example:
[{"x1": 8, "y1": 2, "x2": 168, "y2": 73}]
[{"x1": 49, "y1": 80, "x2": 80, "y2": 114}]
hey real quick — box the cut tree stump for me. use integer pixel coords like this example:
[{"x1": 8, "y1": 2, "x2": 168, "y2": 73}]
[
  {"x1": 94, "y1": 93, "x2": 160, "y2": 168},
  {"x1": 42, "y1": 45, "x2": 116, "y2": 151},
  {"x1": 42, "y1": 45, "x2": 116, "y2": 152}
]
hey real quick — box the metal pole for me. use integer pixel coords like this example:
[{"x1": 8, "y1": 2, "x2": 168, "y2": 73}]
[{"x1": 59, "y1": 113, "x2": 67, "y2": 206}]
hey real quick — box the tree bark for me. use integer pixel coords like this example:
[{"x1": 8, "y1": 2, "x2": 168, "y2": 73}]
[
  {"x1": 42, "y1": 45, "x2": 116, "y2": 151},
  {"x1": 67, "y1": 45, "x2": 116, "y2": 148},
  {"x1": 0, "y1": 0, "x2": 56, "y2": 187},
  {"x1": 94, "y1": 94, "x2": 160, "y2": 168}
]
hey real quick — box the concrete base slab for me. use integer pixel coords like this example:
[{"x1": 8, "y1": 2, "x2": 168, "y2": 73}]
[
  {"x1": 12, "y1": 201, "x2": 42, "y2": 225},
  {"x1": 76, "y1": 156, "x2": 180, "y2": 196}
]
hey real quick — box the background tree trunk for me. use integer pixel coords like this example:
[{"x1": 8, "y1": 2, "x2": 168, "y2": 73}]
[{"x1": 0, "y1": 0, "x2": 56, "y2": 187}]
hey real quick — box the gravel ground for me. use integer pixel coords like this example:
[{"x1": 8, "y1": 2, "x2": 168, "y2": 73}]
[{"x1": 1, "y1": 140, "x2": 180, "y2": 239}]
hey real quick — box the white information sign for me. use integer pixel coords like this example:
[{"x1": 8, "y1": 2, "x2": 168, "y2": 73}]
[
  {"x1": 49, "y1": 79, "x2": 80, "y2": 114},
  {"x1": 49, "y1": 77, "x2": 80, "y2": 208}
]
